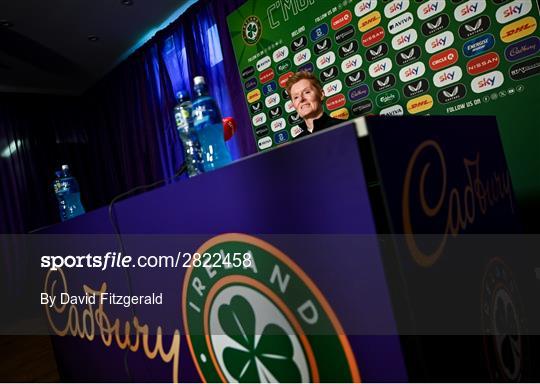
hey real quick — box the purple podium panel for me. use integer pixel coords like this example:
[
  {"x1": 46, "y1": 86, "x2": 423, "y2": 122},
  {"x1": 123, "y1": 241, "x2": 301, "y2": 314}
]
[{"x1": 39, "y1": 122, "x2": 407, "y2": 382}]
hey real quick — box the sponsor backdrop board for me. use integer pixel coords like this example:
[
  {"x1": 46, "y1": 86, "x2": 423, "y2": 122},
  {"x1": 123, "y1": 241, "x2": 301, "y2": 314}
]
[{"x1": 227, "y1": 0, "x2": 540, "y2": 199}]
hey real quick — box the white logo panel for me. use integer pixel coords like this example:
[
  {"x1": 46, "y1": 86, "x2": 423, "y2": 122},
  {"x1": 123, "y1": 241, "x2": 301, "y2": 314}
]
[
  {"x1": 384, "y1": 0, "x2": 410, "y2": 18},
  {"x1": 323, "y1": 79, "x2": 343, "y2": 97},
  {"x1": 399, "y1": 62, "x2": 426, "y2": 82},
  {"x1": 425, "y1": 31, "x2": 455, "y2": 54},
  {"x1": 417, "y1": 0, "x2": 445, "y2": 20},
  {"x1": 391, "y1": 28, "x2": 418, "y2": 50},
  {"x1": 355, "y1": 0, "x2": 378, "y2": 17},
  {"x1": 293, "y1": 49, "x2": 311, "y2": 66},
  {"x1": 455, "y1": 0, "x2": 487, "y2": 22},
  {"x1": 388, "y1": 12, "x2": 415, "y2": 35},
  {"x1": 471, "y1": 71, "x2": 505, "y2": 93},
  {"x1": 256, "y1": 56, "x2": 271, "y2": 72},
  {"x1": 316, "y1": 51, "x2": 336, "y2": 70},
  {"x1": 272, "y1": 46, "x2": 289, "y2": 63},
  {"x1": 369, "y1": 57, "x2": 393, "y2": 78},
  {"x1": 341, "y1": 54, "x2": 363, "y2": 73},
  {"x1": 433, "y1": 66, "x2": 463, "y2": 88},
  {"x1": 258, "y1": 136, "x2": 272, "y2": 150},
  {"x1": 495, "y1": 0, "x2": 532, "y2": 24}
]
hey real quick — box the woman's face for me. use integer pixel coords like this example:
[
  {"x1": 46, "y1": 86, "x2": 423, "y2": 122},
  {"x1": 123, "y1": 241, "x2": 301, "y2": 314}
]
[{"x1": 290, "y1": 79, "x2": 324, "y2": 120}]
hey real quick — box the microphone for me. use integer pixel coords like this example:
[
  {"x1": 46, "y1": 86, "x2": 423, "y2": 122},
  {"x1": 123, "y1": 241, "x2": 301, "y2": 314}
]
[{"x1": 222, "y1": 117, "x2": 237, "y2": 141}]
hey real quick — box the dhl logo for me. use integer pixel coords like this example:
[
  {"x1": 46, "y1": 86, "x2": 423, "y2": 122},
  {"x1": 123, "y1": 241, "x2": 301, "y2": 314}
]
[
  {"x1": 358, "y1": 11, "x2": 381, "y2": 32},
  {"x1": 431, "y1": 37, "x2": 447, "y2": 48},
  {"x1": 247, "y1": 89, "x2": 261, "y2": 103},
  {"x1": 422, "y1": 3, "x2": 438, "y2": 15},
  {"x1": 500, "y1": 17, "x2": 537, "y2": 43},
  {"x1": 330, "y1": 108, "x2": 349, "y2": 120},
  {"x1": 478, "y1": 76, "x2": 496, "y2": 88},
  {"x1": 460, "y1": 3, "x2": 479, "y2": 17},
  {"x1": 406, "y1": 95, "x2": 433, "y2": 114}
]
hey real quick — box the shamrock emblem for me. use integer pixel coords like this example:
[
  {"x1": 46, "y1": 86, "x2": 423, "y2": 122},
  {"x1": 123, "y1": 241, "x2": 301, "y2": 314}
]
[
  {"x1": 246, "y1": 22, "x2": 258, "y2": 41},
  {"x1": 219, "y1": 295, "x2": 301, "y2": 382}
]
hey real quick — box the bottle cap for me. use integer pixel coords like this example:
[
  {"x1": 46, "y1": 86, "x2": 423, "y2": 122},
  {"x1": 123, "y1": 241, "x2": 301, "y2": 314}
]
[
  {"x1": 193, "y1": 76, "x2": 205, "y2": 86},
  {"x1": 176, "y1": 90, "x2": 189, "y2": 101},
  {"x1": 61, "y1": 164, "x2": 69, "y2": 171}
]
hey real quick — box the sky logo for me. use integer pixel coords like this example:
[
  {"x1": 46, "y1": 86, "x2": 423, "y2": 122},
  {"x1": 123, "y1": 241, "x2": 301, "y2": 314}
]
[
  {"x1": 355, "y1": 0, "x2": 378, "y2": 17},
  {"x1": 471, "y1": 70, "x2": 504, "y2": 93},
  {"x1": 294, "y1": 49, "x2": 311, "y2": 66},
  {"x1": 384, "y1": 0, "x2": 410, "y2": 19},
  {"x1": 433, "y1": 66, "x2": 463, "y2": 87},
  {"x1": 496, "y1": 1, "x2": 532, "y2": 24},
  {"x1": 316, "y1": 51, "x2": 336, "y2": 70},
  {"x1": 252, "y1": 112, "x2": 267, "y2": 127},
  {"x1": 272, "y1": 46, "x2": 289, "y2": 63},
  {"x1": 426, "y1": 31, "x2": 454, "y2": 54},
  {"x1": 399, "y1": 62, "x2": 425, "y2": 82},
  {"x1": 455, "y1": 0, "x2": 486, "y2": 22},
  {"x1": 418, "y1": 0, "x2": 445, "y2": 20},
  {"x1": 271, "y1": 118, "x2": 286, "y2": 132},
  {"x1": 369, "y1": 58, "x2": 392, "y2": 77},
  {"x1": 265, "y1": 93, "x2": 280, "y2": 108},
  {"x1": 341, "y1": 54, "x2": 363, "y2": 73},
  {"x1": 324, "y1": 79, "x2": 343, "y2": 96},
  {"x1": 392, "y1": 29, "x2": 417, "y2": 50}
]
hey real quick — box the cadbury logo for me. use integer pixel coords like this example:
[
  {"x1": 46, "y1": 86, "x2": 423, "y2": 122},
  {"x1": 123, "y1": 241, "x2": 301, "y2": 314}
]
[
  {"x1": 348, "y1": 84, "x2": 370, "y2": 101},
  {"x1": 505, "y1": 36, "x2": 540, "y2": 61}
]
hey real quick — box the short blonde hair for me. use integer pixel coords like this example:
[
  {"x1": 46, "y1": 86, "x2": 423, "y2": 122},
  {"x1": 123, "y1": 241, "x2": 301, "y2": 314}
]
[{"x1": 285, "y1": 71, "x2": 323, "y2": 98}]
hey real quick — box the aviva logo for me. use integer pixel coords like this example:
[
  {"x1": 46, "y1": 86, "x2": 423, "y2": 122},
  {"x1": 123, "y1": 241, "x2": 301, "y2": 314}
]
[{"x1": 182, "y1": 234, "x2": 360, "y2": 383}]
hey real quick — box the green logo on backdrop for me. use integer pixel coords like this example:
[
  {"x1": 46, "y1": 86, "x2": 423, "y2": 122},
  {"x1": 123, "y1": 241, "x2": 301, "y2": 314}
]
[
  {"x1": 182, "y1": 234, "x2": 360, "y2": 382},
  {"x1": 242, "y1": 15, "x2": 262, "y2": 45},
  {"x1": 376, "y1": 89, "x2": 400, "y2": 108}
]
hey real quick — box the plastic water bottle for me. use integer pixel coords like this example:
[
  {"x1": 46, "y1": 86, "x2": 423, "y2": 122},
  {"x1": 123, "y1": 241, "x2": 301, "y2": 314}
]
[
  {"x1": 191, "y1": 76, "x2": 232, "y2": 171},
  {"x1": 54, "y1": 165, "x2": 85, "y2": 221},
  {"x1": 52, "y1": 170, "x2": 68, "y2": 222},
  {"x1": 174, "y1": 90, "x2": 203, "y2": 177}
]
